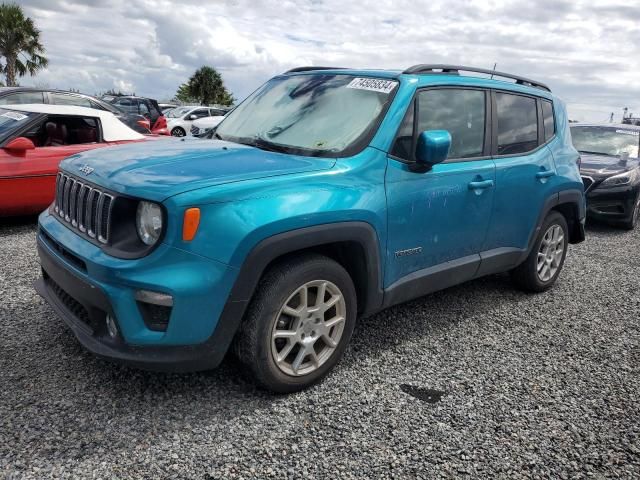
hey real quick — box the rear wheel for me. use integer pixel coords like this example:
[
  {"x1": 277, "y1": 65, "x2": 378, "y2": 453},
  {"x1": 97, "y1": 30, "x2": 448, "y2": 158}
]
[
  {"x1": 511, "y1": 211, "x2": 569, "y2": 292},
  {"x1": 234, "y1": 254, "x2": 357, "y2": 393},
  {"x1": 171, "y1": 127, "x2": 186, "y2": 137}
]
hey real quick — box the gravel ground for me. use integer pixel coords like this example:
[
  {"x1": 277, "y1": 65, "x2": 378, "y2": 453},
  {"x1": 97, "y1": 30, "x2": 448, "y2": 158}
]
[{"x1": 0, "y1": 216, "x2": 638, "y2": 479}]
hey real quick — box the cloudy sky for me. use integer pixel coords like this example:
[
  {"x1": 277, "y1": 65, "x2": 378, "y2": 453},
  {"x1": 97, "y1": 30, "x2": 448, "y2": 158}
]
[{"x1": 19, "y1": 0, "x2": 640, "y2": 122}]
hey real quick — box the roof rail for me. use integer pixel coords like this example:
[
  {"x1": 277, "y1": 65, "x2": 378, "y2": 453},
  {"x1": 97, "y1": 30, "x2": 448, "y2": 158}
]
[
  {"x1": 402, "y1": 64, "x2": 551, "y2": 92},
  {"x1": 284, "y1": 66, "x2": 347, "y2": 74}
]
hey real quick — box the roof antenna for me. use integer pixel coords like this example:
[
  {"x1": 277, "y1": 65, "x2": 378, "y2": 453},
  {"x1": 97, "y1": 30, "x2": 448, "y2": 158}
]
[{"x1": 490, "y1": 63, "x2": 497, "y2": 79}]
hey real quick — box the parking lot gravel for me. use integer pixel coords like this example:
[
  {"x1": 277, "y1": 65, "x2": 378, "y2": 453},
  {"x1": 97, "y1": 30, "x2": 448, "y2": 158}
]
[{"x1": 0, "y1": 217, "x2": 638, "y2": 479}]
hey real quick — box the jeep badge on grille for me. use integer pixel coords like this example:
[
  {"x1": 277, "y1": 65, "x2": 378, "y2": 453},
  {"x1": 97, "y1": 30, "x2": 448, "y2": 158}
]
[{"x1": 79, "y1": 164, "x2": 94, "y2": 175}]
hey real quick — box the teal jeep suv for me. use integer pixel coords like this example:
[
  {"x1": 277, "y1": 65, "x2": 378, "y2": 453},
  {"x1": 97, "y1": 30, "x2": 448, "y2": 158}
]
[{"x1": 35, "y1": 65, "x2": 585, "y2": 392}]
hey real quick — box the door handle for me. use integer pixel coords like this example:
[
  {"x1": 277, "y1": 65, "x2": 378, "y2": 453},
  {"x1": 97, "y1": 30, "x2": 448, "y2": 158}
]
[
  {"x1": 468, "y1": 179, "x2": 494, "y2": 190},
  {"x1": 535, "y1": 170, "x2": 555, "y2": 179}
]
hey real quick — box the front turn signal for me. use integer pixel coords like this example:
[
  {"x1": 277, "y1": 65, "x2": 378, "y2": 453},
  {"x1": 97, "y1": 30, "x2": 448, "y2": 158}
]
[{"x1": 182, "y1": 208, "x2": 201, "y2": 241}]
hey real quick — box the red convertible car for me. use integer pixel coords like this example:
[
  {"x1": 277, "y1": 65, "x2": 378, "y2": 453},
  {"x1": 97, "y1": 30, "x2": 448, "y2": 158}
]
[{"x1": 0, "y1": 104, "x2": 151, "y2": 216}]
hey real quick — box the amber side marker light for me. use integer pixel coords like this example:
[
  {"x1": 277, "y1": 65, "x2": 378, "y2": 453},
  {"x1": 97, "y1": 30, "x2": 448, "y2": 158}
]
[{"x1": 182, "y1": 208, "x2": 201, "y2": 241}]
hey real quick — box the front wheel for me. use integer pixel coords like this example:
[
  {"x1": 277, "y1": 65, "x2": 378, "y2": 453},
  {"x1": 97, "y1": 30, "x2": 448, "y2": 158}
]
[
  {"x1": 234, "y1": 254, "x2": 357, "y2": 393},
  {"x1": 171, "y1": 127, "x2": 186, "y2": 137},
  {"x1": 511, "y1": 211, "x2": 569, "y2": 292}
]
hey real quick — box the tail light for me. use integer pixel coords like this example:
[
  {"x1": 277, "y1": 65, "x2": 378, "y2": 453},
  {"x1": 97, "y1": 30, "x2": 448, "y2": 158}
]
[
  {"x1": 137, "y1": 119, "x2": 151, "y2": 131},
  {"x1": 152, "y1": 116, "x2": 167, "y2": 130}
]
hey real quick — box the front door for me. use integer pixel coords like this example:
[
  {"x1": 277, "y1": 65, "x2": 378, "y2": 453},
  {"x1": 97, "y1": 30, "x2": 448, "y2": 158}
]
[{"x1": 384, "y1": 87, "x2": 495, "y2": 296}]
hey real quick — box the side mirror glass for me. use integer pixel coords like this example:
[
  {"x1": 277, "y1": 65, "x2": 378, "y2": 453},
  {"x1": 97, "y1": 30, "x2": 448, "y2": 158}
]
[
  {"x1": 415, "y1": 130, "x2": 451, "y2": 167},
  {"x1": 4, "y1": 137, "x2": 35, "y2": 153}
]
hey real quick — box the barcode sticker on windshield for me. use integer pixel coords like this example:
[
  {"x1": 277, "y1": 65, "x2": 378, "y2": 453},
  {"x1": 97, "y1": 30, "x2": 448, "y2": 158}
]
[
  {"x1": 347, "y1": 78, "x2": 397, "y2": 94},
  {"x1": 1, "y1": 111, "x2": 27, "y2": 121},
  {"x1": 616, "y1": 129, "x2": 639, "y2": 136}
]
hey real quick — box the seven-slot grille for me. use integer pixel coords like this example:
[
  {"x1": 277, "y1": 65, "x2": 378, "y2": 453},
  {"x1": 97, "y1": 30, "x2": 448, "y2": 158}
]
[{"x1": 54, "y1": 173, "x2": 114, "y2": 244}]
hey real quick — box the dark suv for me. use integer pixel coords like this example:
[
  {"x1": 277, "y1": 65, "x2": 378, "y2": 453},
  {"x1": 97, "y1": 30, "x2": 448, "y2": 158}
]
[
  {"x1": 0, "y1": 87, "x2": 150, "y2": 134},
  {"x1": 100, "y1": 95, "x2": 168, "y2": 135}
]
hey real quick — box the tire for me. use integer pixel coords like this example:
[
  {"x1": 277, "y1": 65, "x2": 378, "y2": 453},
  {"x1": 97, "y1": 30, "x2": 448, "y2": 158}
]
[
  {"x1": 511, "y1": 211, "x2": 569, "y2": 293},
  {"x1": 171, "y1": 127, "x2": 186, "y2": 137},
  {"x1": 621, "y1": 193, "x2": 640, "y2": 230},
  {"x1": 234, "y1": 253, "x2": 357, "y2": 393}
]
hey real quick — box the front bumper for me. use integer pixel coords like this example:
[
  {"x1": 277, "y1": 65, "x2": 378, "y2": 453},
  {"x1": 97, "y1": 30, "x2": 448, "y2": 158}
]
[
  {"x1": 35, "y1": 210, "x2": 244, "y2": 372},
  {"x1": 586, "y1": 185, "x2": 639, "y2": 223}
]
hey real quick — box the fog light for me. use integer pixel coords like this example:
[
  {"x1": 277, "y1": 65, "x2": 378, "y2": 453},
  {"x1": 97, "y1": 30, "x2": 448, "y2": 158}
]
[{"x1": 106, "y1": 314, "x2": 119, "y2": 338}]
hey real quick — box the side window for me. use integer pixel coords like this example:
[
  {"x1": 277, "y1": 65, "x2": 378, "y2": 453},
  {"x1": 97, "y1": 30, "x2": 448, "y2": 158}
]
[
  {"x1": 390, "y1": 102, "x2": 415, "y2": 160},
  {"x1": 90, "y1": 101, "x2": 108, "y2": 111},
  {"x1": 50, "y1": 93, "x2": 92, "y2": 108},
  {"x1": 114, "y1": 98, "x2": 136, "y2": 113},
  {"x1": 0, "y1": 91, "x2": 45, "y2": 104},
  {"x1": 138, "y1": 102, "x2": 150, "y2": 117},
  {"x1": 210, "y1": 109, "x2": 225, "y2": 116},
  {"x1": 190, "y1": 109, "x2": 210, "y2": 119},
  {"x1": 541, "y1": 100, "x2": 555, "y2": 142},
  {"x1": 495, "y1": 92, "x2": 539, "y2": 155},
  {"x1": 36, "y1": 115, "x2": 100, "y2": 146},
  {"x1": 416, "y1": 89, "x2": 486, "y2": 159}
]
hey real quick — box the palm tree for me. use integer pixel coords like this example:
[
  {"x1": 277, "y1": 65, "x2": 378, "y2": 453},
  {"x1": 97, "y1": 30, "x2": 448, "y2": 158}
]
[
  {"x1": 183, "y1": 66, "x2": 234, "y2": 106},
  {"x1": 0, "y1": 3, "x2": 48, "y2": 87}
]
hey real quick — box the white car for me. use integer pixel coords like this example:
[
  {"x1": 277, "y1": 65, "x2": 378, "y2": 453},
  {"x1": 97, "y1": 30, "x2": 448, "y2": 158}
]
[
  {"x1": 190, "y1": 115, "x2": 225, "y2": 137},
  {"x1": 165, "y1": 106, "x2": 227, "y2": 137}
]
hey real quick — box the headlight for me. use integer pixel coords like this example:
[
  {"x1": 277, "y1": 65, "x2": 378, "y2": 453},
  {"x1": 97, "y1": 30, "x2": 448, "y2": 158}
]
[
  {"x1": 136, "y1": 201, "x2": 163, "y2": 245},
  {"x1": 599, "y1": 169, "x2": 639, "y2": 188}
]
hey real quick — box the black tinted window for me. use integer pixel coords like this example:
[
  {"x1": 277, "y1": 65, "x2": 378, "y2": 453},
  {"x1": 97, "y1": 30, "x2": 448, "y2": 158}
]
[
  {"x1": 416, "y1": 89, "x2": 486, "y2": 159},
  {"x1": 542, "y1": 100, "x2": 555, "y2": 142},
  {"x1": 496, "y1": 93, "x2": 538, "y2": 155},
  {"x1": 0, "y1": 91, "x2": 44, "y2": 104}
]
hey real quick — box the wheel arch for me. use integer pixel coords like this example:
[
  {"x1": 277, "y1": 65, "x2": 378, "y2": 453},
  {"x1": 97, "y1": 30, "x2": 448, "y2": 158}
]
[{"x1": 228, "y1": 221, "x2": 384, "y2": 317}]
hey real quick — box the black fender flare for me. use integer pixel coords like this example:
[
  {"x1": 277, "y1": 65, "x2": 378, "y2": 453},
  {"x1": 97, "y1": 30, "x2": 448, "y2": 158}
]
[
  {"x1": 204, "y1": 221, "x2": 384, "y2": 366},
  {"x1": 522, "y1": 188, "x2": 585, "y2": 262}
]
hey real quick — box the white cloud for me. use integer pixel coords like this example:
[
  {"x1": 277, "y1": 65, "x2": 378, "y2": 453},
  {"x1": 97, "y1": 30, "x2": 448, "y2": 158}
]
[{"x1": 18, "y1": 0, "x2": 640, "y2": 121}]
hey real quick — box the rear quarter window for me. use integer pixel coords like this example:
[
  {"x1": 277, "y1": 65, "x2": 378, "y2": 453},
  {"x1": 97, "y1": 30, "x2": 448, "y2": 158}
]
[
  {"x1": 495, "y1": 92, "x2": 539, "y2": 155},
  {"x1": 541, "y1": 100, "x2": 555, "y2": 142}
]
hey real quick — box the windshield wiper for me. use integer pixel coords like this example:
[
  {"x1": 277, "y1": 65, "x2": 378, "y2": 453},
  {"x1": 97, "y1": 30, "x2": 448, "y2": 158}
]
[{"x1": 246, "y1": 135, "x2": 292, "y2": 154}]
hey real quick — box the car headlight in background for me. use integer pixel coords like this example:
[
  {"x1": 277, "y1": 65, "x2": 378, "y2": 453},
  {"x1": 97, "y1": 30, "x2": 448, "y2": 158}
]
[
  {"x1": 136, "y1": 201, "x2": 163, "y2": 245},
  {"x1": 599, "y1": 169, "x2": 639, "y2": 188}
]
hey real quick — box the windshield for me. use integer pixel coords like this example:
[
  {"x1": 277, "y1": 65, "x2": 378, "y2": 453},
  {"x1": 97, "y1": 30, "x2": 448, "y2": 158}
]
[
  {"x1": 167, "y1": 107, "x2": 193, "y2": 118},
  {"x1": 571, "y1": 126, "x2": 639, "y2": 158},
  {"x1": 0, "y1": 108, "x2": 38, "y2": 143},
  {"x1": 215, "y1": 74, "x2": 398, "y2": 156}
]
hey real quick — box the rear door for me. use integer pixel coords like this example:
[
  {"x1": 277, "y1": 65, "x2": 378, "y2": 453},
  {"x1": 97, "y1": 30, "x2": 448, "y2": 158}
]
[
  {"x1": 385, "y1": 87, "x2": 495, "y2": 289},
  {"x1": 481, "y1": 91, "x2": 559, "y2": 264}
]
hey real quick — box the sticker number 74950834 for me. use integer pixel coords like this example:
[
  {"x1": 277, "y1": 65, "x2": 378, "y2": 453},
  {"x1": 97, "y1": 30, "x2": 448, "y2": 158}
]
[{"x1": 347, "y1": 77, "x2": 398, "y2": 94}]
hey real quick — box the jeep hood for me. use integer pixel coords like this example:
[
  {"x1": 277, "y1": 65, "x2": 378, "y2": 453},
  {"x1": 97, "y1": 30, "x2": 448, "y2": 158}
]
[
  {"x1": 60, "y1": 138, "x2": 336, "y2": 201},
  {"x1": 579, "y1": 152, "x2": 640, "y2": 179}
]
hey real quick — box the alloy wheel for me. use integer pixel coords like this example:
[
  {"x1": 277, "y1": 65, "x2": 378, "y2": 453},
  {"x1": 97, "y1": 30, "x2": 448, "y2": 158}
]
[
  {"x1": 270, "y1": 280, "x2": 346, "y2": 377},
  {"x1": 537, "y1": 224, "x2": 565, "y2": 282}
]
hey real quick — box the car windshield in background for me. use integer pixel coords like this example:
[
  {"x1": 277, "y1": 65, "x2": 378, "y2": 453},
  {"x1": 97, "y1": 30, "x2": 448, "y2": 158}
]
[
  {"x1": 571, "y1": 126, "x2": 640, "y2": 158},
  {"x1": 0, "y1": 108, "x2": 37, "y2": 142},
  {"x1": 215, "y1": 74, "x2": 398, "y2": 156},
  {"x1": 167, "y1": 107, "x2": 192, "y2": 118}
]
